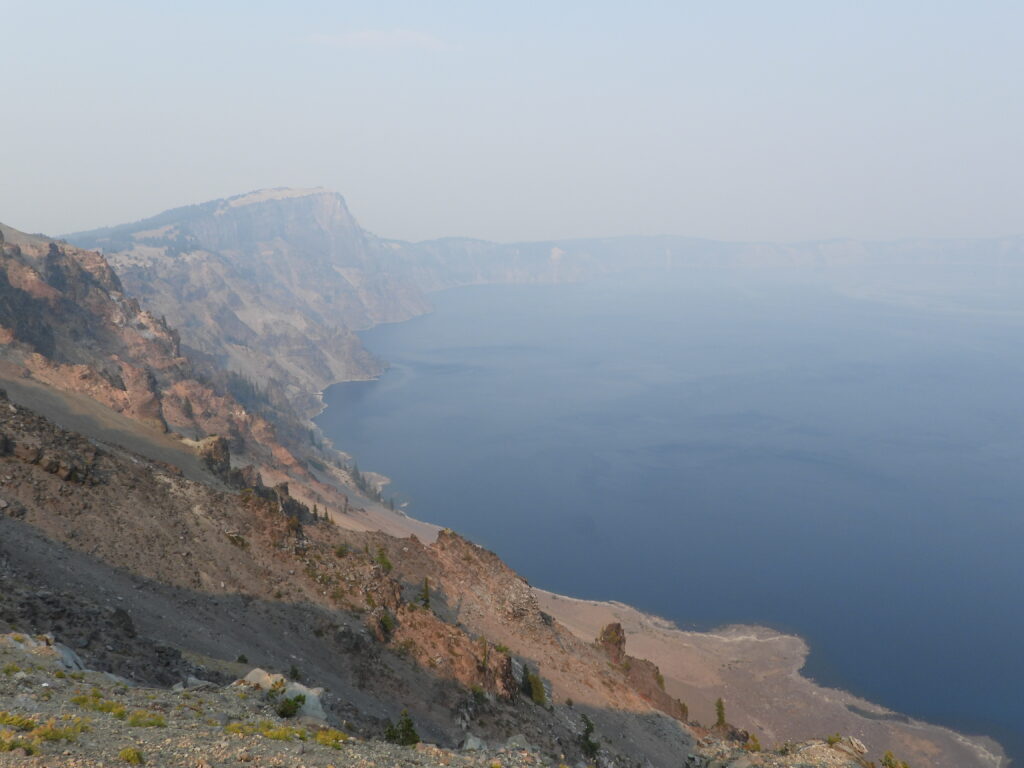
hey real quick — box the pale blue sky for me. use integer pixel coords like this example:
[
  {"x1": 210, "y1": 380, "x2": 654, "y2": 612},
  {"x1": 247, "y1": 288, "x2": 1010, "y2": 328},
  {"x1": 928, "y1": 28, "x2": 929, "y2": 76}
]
[{"x1": 3, "y1": 1, "x2": 1022, "y2": 242}]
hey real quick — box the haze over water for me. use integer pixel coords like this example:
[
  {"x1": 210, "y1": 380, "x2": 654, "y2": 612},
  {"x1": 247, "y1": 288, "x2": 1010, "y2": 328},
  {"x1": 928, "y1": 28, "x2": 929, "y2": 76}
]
[{"x1": 316, "y1": 263, "x2": 1024, "y2": 762}]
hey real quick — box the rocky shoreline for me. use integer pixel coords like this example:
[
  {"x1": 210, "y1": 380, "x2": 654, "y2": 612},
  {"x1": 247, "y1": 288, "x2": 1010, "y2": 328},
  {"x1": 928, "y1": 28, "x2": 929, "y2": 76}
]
[{"x1": 534, "y1": 591, "x2": 1006, "y2": 768}]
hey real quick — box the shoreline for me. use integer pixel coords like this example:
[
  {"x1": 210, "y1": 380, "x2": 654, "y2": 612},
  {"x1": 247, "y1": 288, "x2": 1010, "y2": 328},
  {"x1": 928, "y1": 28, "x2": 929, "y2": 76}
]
[
  {"x1": 319, "y1": 462, "x2": 1008, "y2": 768},
  {"x1": 533, "y1": 589, "x2": 1007, "y2": 768}
]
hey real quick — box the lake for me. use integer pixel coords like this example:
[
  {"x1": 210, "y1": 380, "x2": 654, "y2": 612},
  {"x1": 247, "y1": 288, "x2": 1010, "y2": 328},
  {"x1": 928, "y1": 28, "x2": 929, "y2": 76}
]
[{"x1": 315, "y1": 263, "x2": 1024, "y2": 761}]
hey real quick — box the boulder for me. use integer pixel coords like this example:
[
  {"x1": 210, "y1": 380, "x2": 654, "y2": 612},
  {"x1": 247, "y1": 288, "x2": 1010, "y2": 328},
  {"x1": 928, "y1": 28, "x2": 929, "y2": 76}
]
[
  {"x1": 53, "y1": 642, "x2": 85, "y2": 671},
  {"x1": 461, "y1": 734, "x2": 487, "y2": 751},
  {"x1": 504, "y1": 733, "x2": 535, "y2": 751}
]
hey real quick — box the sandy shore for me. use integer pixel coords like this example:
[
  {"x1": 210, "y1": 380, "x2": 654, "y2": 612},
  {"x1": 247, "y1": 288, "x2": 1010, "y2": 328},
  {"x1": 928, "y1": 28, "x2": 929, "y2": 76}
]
[{"x1": 535, "y1": 590, "x2": 1006, "y2": 768}]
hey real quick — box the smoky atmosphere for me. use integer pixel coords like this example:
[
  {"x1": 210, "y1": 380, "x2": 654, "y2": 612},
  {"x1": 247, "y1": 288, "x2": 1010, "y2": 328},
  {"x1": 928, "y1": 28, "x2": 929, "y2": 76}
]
[{"x1": 0, "y1": 4, "x2": 1021, "y2": 768}]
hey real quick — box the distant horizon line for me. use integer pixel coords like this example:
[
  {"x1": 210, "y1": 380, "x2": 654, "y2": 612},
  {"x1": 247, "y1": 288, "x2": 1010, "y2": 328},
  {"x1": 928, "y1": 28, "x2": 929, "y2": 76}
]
[{"x1": 6, "y1": 185, "x2": 1022, "y2": 249}]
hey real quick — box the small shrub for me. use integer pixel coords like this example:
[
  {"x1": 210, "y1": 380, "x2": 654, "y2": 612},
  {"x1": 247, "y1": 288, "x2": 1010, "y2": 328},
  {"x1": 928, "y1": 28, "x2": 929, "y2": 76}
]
[
  {"x1": 314, "y1": 727, "x2": 349, "y2": 749},
  {"x1": 127, "y1": 711, "x2": 165, "y2": 728},
  {"x1": 53, "y1": 669, "x2": 66, "y2": 679},
  {"x1": 71, "y1": 691, "x2": 127, "y2": 719},
  {"x1": 275, "y1": 694, "x2": 305, "y2": 718},
  {"x1": 655, "y1": 671, "x2": 665, "y2": 690},
  {"x1": 384, "y1": 709, "x2": 420, "y2": 745},
  {"x1": 288, "y1": 664, "x2": 301, "y2": 681},
  {"x1": 881, "y1": 751, "x2": 911, "y2": 768},
  {"x1": 375, "y1": 547, "x2": 393, "y2": 573},
  {"x1": 33, "y1": 716, "x2": 88, "y2": 742},
  {"x1": 2, "y1": 663, "x2": 21, "y2": 676},
  {"x1": 236, "y1": 654, "x2": 248, "y2": 664},
  {"x1": 744, "y1": 734, "x2": 761, "y2": 752},
  {"x1": 118, "y1": 747, "x2": 145, "y2": 765},
  {"x1": 0, "y1": 711, "x2": 37, "y2": 731},
  {"x1": 257, "y1": 720, "x2": 307, "y2": 741},
  {"x1": 379, "y1": 612, "x2": 396, "y2": 638},
  {"x1": 715, "y1": 697, "x2": 726, "y2": 727},
  {"x1": 520, "y1": 664, "x2": 546, "y2": 706},
  {"x1": 334, "y1": 544, "x2": 349, "y2": 558},
  {"x1": 579, "y1": 714, "x2": 599, "y2": 759},
  {"x1": 528, "y1": 672, "x2": 547, "y2": 706},
  {"x1": 0, "y1": 735, "x2": 36, "y2": 754},
  {"x1": 827, "y1": 732, "x2": 842, "y2": 746},
  {"x1": 224, "y1": 721, "x2": 256, "y2": 735}
]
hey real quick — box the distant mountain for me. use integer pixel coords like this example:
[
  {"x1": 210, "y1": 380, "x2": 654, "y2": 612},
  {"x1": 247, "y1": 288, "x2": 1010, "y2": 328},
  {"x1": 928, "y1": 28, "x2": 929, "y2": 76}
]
[
  {"x1": 65, "y1": 189, "x2": 607, "y2": 415},
  {"x1": 67, "y1": 189, "x2": 1024, "y2": 418}
]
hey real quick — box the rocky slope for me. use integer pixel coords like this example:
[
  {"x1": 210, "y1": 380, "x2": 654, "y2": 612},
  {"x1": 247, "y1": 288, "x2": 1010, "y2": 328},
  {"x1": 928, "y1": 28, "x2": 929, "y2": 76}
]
[
  {"x1": 0, "y1": 220, "x2": 415, "y2": 548},
  {"x1": 0, "y1": 632, "x2": 870, "y2": 768},
  {"x1": 0, "y1": 388, "x2": 696, "y2": 766},
  {"x1": 0, "y1": 385, "x2": 913, "y2": 768}
]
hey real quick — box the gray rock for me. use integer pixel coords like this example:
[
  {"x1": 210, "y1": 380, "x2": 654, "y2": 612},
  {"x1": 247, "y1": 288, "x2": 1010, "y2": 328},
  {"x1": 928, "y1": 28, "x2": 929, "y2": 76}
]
[
  {"x1": 53, "y1": 643, "x2": 84, "y2": 671},
  {"x1": 504, "y1": 733, "x2": 534, "y2": 751},
  {"x1": 101, "y1": 672, "x2": 134, "y2": 686},
  {"x1": 461, "y1": 735, "x2": 487, "y2": 751}
]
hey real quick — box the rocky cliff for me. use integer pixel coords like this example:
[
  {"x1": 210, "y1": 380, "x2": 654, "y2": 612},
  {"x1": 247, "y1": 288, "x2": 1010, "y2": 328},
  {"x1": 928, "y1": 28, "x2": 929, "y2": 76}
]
[
  {"x1": 65, "y1": 189, "x2": 602, "y2": 416},
  {"x1": 65, "y1": 189, "x2": 1024, "y2": 422}
]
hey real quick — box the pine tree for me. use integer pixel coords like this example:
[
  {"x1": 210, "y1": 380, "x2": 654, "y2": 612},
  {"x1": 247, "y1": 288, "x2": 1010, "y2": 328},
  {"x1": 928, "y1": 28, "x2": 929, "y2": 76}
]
[
  {"x1": 715, "y1": 697, "x2": 726, "y2": 727},
  {"x1": 384, "y1": 710, "x2": 420, "y2": 745},
  {"x1": 418, "y1": 577, "x2": 431, "y2": 609},
  {"x1": 580, "y1": 714, "x2": 599, "y2": 759}
]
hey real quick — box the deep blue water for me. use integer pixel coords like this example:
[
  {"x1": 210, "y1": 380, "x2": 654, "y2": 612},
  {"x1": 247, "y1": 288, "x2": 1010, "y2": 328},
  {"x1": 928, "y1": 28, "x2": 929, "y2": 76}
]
[{"x1": 316, "y1": 265, "x2": 1024, "y2": 762}]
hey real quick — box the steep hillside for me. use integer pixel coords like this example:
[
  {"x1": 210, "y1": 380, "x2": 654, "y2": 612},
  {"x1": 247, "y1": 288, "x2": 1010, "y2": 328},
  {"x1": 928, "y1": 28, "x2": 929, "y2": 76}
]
[
  {"x1": 0, "y1": 220, "x2": 411, "y2": 543},
  {"x1": 0, "y1": 387, "x2": 715, "y2": 766}
]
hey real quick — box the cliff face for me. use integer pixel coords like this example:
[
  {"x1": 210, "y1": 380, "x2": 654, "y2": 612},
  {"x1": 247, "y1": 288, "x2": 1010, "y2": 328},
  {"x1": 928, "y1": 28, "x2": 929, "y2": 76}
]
[
  {"x1": 65, "y1": 189, "x2": 606, "y2": 415},
  {"x1": 67, "y1": 188, "x2": 1024, "y2": 422},
  {"x1": 0, "y1": 223, "x2": 188, "y2": 432},
  {"x1": 67, "y1": 189, "x2": 421, "y2": 413},
  {"x1": 0, "y1": 221, "x2": 317, "y2": 491}
]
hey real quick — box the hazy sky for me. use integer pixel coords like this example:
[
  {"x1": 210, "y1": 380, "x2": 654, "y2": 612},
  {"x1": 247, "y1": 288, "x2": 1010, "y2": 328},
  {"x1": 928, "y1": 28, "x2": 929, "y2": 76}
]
[{"x1": 3, "y1": 1, "x2": 1023, "y2": 243}]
